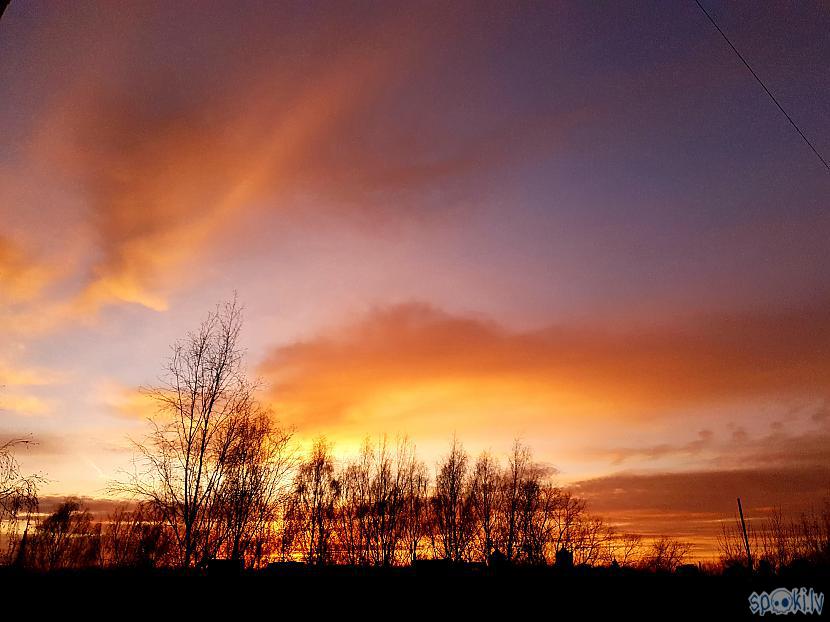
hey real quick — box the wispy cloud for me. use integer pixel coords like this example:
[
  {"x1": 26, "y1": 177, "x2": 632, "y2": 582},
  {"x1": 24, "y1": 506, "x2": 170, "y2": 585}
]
[
  {"x1": 8, "y1": 3, "x2": 535, "y2": 315},
  {"x1": 572, "y1": 466, "x2": 830, "y2": 518}
]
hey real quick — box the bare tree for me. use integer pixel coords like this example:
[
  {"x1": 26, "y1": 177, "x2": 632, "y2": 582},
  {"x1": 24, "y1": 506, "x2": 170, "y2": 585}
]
[
  {"x1": 609, "y1": 531, "x2": 644, "y2": 567},
  {"x1": 275, "y1": 492, "x2": 304, "y2": 562},
  {"x1": 718, "y1": 514, "x2": 752, "y2": 569},
  {"x1": 334, "y1": 436, "x2": 429, "y2": 566},
  {"x1": 371, "y1": 437, "x2": 402, "y2": 566},
  {"x1": 293, "y1": 437, "x2": 339, "y2": 565},
  {"x1": 216, "y1": 407, "x2": 294, "y2": 568},
  {"x1": 640, "y1": 536, "x2": 692, "y2": 572},
  {"x1": 116, "y1": 297, "x2": 260, "y2": 568},
  {"x1": 723, "y1": 496, "x2": 830, "y2": 572},
  {"x1": 759, "y1": 508, "x2": 792, "y2": 571},
  {"x1": 401, "y1": 448, "x2": 429, "y2": 564},
  {"x1": 516, "y1": 474, "x2": 559, "y2": 565},
  {"x1": 27, "y1": 498, "x2": 101, "y2": 571},
  {"x1": 471, "y1": 451, "x2": 500, "y2": 562},
  {"x1": 500, "y1": 439, "x2": 531, "y2": 562},
  {"x1": 793, "y1": 500, "x2": 830, "y2": 565},
  {"x1": 336, "y1": 450, "x2": 370, "y2": 565},
  {"x1": 571, "y1": 514, "x2": 613, "y2": 566},
  {"x1": 101, "y1": 502, "x2": 173, "y2": 568},
  {"x1": 362, "y1": 436, "x2": 414, "y2": 566},
  {"x1": 0, "y1": 438, "x2": 40, "y2": 565},
  {"x1": 431, "y1": 436, "x2": 474, "y2": 562},
  {"x1": 549, "y1": 488, "x2": 586, "y2": 556}
]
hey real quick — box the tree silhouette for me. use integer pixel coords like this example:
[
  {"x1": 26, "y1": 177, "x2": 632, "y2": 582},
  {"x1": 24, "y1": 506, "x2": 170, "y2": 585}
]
[
  {"x1": 27, "y1": 498, "x2": 100, "y2": 571},
  {"x1": 293, "y1": 437, "x2": 339, "y2": 565},
  {"x1": 431, "y1": 436, "x2": 475, "y2": 562},
  {"x1": 114, "y1": 296, "x2": 291, "y2": 569},
  {"x1": 0, "y1": 438, "x2": 40, "y2": 565}
]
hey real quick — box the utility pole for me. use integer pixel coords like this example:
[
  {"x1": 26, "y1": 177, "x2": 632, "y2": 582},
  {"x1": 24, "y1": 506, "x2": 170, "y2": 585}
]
[{"x1": 737, "y1": 497, "x2": 752, "y2": 572}]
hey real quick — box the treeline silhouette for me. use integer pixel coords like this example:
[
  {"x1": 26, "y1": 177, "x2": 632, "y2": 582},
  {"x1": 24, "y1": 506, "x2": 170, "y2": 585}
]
[
  {"x1": 1, "y1": 298, "x2": 828, "y2": 576},
  {"x1": 1, "y1": 437, "x2": 685, "y2": 572},
  {"x1": 719, "y1": 505, "x2": 830, "y2": 575}
]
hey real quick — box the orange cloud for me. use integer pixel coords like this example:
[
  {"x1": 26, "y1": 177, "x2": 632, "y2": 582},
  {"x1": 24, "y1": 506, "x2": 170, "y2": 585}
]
[
  {"x1": 94, "y1": 380, "x2": 159, "y2": 421},
  {"x1": 0, "y1": 358, "x2": 64, "y2": 387},
  {"x1": 1, "y1": 2, "x2": 588, "y2": 329},
  {"x1": 258, "y1": 301, "x2": 830, "y2": 440},
  {"x1": 0, "y1": 391, "x2": 51, "y2": 417},
  {"x1": 19, "y1": 4, "x2": 493, "y2": 314},
  {"x1": 0, "y1": 356, "x2": 64, "y2": 418},
  {"x1": 0, "y1": 236, "x2": 54, "y2": 303}
]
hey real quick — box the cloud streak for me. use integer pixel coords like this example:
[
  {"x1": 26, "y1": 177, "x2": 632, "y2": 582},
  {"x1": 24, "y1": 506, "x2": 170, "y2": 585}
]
[{"x1": 12, "y1": 3, "x2": 546, "y2": 314}]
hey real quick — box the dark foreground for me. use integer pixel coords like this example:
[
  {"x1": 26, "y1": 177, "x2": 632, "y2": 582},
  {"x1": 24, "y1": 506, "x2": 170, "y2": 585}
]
[{"x1": 2, "y1": 565, "x2": 827, "y2": 619}]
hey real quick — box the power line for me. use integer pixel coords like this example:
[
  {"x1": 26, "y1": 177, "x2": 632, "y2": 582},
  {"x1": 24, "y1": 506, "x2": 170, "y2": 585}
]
[{"x1": 694, "y1": 0, "x2": 830, "y2": 174}]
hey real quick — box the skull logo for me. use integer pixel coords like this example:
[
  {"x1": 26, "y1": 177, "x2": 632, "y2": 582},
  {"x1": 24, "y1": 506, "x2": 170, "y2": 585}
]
[{"x1": 770, "y1": 587, "x2": 792, "y2": 614}]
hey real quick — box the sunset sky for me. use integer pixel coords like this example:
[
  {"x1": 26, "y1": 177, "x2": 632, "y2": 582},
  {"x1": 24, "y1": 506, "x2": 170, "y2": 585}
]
[{"x1": 1, "y1": 1, "x2": 829, "y2": 555}]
